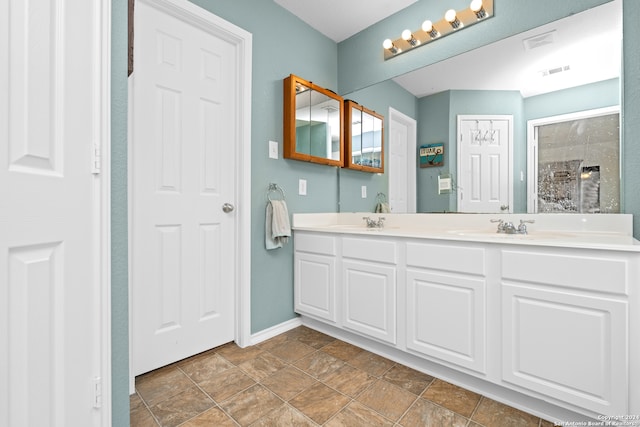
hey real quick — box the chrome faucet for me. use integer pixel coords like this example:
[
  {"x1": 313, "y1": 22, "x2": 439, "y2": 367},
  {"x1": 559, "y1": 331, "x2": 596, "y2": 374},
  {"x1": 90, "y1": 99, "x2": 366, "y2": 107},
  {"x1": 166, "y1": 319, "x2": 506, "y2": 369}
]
[
  {"x1": 363, "y1": 216, "x2": 385, "y2": 228},
  {"x1": 490, "y1": 219, "x2": 534, "y2": 234}
]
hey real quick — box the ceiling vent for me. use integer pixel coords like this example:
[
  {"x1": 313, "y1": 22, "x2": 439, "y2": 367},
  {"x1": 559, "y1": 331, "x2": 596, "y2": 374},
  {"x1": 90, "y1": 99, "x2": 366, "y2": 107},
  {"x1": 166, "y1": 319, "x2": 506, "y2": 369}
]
[
  {"x1": 540, "y1": 65, "x2": 571, "y2": 77},
  {"x1": 523, "y1": 30, "x2": 556, "y2": 50}
]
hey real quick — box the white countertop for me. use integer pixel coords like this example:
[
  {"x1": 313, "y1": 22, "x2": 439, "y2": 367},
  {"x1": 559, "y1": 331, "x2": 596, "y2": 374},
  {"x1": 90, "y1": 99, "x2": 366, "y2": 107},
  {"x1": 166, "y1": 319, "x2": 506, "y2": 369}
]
[{"x1": 292, "y1": 213, "x2": 640, "y2": 252}]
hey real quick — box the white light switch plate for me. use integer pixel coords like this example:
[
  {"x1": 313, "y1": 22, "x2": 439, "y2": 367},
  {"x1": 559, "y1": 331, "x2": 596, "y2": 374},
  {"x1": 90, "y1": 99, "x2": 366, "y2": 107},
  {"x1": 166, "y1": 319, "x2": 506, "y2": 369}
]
[
  {"x1": 298, "y1": 179, "x2": 307, "y2": 196},
  {"x1": 269, "y1": 140, "x2": 278, "y2": 159},
  {"x1": 361, "y1": 185, "x2": 367, "y2": 198}
]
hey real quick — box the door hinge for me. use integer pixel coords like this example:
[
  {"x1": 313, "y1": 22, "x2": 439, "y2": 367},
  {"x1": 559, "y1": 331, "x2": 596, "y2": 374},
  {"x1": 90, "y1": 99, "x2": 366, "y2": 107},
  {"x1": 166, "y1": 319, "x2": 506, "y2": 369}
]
[
  {"x1": 92, "y1": 376, "x2": 102, "y2": 408},
  {"x1": 92, "y1": 143, "x2": 101, "y2": 174}
]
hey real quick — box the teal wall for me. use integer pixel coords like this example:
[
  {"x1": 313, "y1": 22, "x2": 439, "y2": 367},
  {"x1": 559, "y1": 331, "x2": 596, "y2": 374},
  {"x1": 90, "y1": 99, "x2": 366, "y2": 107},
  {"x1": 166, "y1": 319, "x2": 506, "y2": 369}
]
[{"x1": 112, "y1": 0, "x2": 640, "y2": 423}]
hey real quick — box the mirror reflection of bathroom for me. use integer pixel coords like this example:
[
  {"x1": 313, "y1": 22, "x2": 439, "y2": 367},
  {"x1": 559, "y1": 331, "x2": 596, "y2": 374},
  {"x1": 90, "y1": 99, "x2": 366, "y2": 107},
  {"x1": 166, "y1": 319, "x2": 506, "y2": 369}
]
[{"x1": 528, "y1": 107, "x2": 620, "y2": 213}]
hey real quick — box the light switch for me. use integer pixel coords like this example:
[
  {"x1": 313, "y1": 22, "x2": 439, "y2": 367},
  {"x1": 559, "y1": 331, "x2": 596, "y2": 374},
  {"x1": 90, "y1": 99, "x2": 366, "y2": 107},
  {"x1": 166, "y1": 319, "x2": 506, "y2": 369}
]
[
  {"x1": 361, "y1": 185, "x2": 367, "y2": 198},
  {"x1": 298, "y1": 179, "x2": 307, "y2": 196},
  {"x1": 269, "y1": 140, "x2": 278, "y2": 159}
]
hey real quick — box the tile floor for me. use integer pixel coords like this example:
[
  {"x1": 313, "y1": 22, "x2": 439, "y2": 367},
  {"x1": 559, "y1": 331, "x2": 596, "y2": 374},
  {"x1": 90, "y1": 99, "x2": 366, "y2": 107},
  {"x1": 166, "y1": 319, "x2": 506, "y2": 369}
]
[{"x1": 131, "y1": 326, "x2": 554, "y2": 427}]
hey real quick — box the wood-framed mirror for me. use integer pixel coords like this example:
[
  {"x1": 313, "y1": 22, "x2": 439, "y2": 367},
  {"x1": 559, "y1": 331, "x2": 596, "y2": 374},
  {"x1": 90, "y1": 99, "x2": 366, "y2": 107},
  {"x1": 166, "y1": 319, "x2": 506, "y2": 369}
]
[
  {"x1": 283, "y1": 74, "x2": 344, "y2": 167},
  {"x1": 344, "y1": 100, "x2": 384, "y2": 173}
]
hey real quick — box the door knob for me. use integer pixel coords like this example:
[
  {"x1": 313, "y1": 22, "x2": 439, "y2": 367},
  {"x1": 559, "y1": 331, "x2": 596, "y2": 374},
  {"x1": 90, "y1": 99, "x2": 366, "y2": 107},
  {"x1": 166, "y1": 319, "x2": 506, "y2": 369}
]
[
  {"x1": 222, "y1": 203, "x2": 235, "y2": 213},
  {"x1": 500, "y1": 204, "x2": 509, "y2": 211}
]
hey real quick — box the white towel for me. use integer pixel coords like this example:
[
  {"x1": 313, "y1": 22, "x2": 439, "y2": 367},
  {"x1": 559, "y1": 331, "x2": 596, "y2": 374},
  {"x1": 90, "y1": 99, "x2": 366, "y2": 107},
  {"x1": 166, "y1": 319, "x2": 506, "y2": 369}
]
[
  {"x1": 265, "y1": 200, "x2": 291, "y2": 250},
  {"x1": 375, "y1": 202, "x2": 390, "y2": 213}
]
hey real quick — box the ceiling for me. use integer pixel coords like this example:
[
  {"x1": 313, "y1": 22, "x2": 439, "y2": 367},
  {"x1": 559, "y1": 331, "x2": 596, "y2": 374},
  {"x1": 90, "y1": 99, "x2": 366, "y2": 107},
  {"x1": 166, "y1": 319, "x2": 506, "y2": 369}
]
[
  {"x1": 274, "y1": 0, "x2": 621, "y2": 98},
  {"x1": 273, "y1": 0, "x2": 417, "y2": 43}
]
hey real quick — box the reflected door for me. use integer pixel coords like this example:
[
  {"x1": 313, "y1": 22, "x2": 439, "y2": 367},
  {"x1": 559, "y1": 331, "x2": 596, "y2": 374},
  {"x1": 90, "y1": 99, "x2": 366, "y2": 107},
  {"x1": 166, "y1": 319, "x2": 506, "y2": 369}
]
[{"x1": 457, "y1": 116, "x2": 513, "y2": 213}]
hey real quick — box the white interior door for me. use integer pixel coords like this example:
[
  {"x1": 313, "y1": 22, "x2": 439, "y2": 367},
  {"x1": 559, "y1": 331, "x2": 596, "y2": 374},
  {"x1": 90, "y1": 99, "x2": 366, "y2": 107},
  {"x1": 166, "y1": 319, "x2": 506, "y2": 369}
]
[
  {"x1": 388, "y1": 108, "x2": 417, "y2": 213},
  {"x1": 131, "y1": 0, "x2": 240, "y2": 375},
  {"x1": 1, "y1": 0, "x2": 107, "y2": 425},
  {"x1": 457, "y1": 115, "x2": 513, "y2": 213}
]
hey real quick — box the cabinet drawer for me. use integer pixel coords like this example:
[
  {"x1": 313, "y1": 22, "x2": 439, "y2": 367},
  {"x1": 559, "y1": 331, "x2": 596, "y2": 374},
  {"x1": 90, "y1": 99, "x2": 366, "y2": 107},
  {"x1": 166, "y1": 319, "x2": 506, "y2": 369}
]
[
  {"x1": 502, "y1": 249, "x2": 628, "y2": 294},
  {"x1": 407, "y1": 242, "x2": 485, "y2": 276},
  {"x1": 294, "y1": 232, "x2": 336, "y2": 256},
  {"x1": 343, "y1": 237, "x2": 397, "y2": 264}
]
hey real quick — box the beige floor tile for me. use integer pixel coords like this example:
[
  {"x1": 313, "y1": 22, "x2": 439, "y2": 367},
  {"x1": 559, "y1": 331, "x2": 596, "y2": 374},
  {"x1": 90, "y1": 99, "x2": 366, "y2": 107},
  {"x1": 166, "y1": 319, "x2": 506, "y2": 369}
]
[
  {"x1": 179, "y1": 353, "x2": 234, "y2": 384},
  {"x1": 179, "y1": 406, "x2": 237, "y2": 427},
  {"x1": 250, "y1": 404, "x2": 317, "y2": 427},
  {"x1": 399, "y1": 397, "x2": 469, "y2": 427},
  {"x1": 382, "y1": 364, "x2": 434, "y2": 395},
  {"x1": 326, "y1": 401, "x2": 394, "y2": 427},
  {"x1": 320, "y1": 340, "x2": 364, "y2": 361},
  {"x1": 268, "y1": 339, "x2": 317, "y2": 363},
  {"x1": 217, "y1": 343, "x2": 266, "y2": 365},
  {"x1": 239, "y1": 351, "x2": 288, "y2": 381},
  {"x1": 292, "y1": 327, "x2": 336, "y2": 349},
  {"x1": 471, "y1": 397, "x2": 541, "y2": 427},
  {"x1": 130, "y1": 393, "x2": 158, "y2": 427},
  {"x1": 136, "y1": 367, "x2": 194, "y2": 407},
  {"x1": 294, "y1": 350, "x2": 345, "y2": 379},
  {"x1": 220, "y1": 384, "x2": 283, "y2": 426},
  {"x1": 347, "y1": 351, "x2": 395, "y2": 377},
  {"x1": 322, "y1": 364, "x2": 377, "y2": 398},
  {"x1": 289, "y1": 382, "x2": 351, "y2": 424},
  {"x1": 422, "y1": 378, "x2": 482, "y2": 417},
  {"x1": 198, "y1": 366, "x2": 256, "y2": 402},
  {"x1": 149, "y1": 386, "x2": 214, "y2": 427},
  {"x1": 261, "y1": 366, "x2": 318, "y2": 401},
  {"x1": 356, "y1": 379, "x2": 417, "y2": 421}
]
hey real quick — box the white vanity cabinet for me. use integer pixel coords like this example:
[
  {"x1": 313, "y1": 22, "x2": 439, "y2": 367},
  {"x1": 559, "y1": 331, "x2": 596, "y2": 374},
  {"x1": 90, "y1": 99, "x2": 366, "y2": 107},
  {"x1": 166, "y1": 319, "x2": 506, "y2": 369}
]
[
  {"x1": 500, "y1": 248, "x2": 632, "y2": 415},
  {"x1": 341, "y1": 237, "x2": 397, "y2": 344},
  {"x1": 294, "y1": 232, "x2": 338, "y2": 323},
  {"x1": 292, "y1": 219, "x2": 640, "y2": 422},
  {"x1": 405, "y1": 242, "x2": 488, "y2": 375}
]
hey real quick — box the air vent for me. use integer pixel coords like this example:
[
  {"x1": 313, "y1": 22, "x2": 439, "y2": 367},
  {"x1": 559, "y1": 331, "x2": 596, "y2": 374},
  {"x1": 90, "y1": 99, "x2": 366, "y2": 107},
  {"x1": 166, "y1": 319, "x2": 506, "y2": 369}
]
[
  {"x1": 522, "y1": 30, "x2": 556, "y2": 50},
  {"x1": 540, "y1": 65, "x2": 571, "y2": 77}
]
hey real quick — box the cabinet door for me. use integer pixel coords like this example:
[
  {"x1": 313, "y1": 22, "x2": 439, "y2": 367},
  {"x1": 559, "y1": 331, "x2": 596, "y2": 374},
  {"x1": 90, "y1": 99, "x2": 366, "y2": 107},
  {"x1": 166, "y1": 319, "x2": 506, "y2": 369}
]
[
  {"x1": 342, "y1": 260, "x2": 396, "y2": 344},
  {"x1": 295, "y1": 253, "x2": 337, "y2": 322},
  {"x1": 502, "y1": 284, "x2": 628, "y2": 415},
  {"x1": 406, "y1": 270, "x2": 486, "y2": 374}
]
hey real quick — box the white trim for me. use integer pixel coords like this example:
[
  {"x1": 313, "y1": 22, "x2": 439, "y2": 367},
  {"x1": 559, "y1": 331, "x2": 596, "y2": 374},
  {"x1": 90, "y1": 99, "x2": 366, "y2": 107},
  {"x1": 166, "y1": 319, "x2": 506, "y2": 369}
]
[
  {"x1": 388, "y1": 107, "x2": 417, "y2": 213},
  {"x1": 457, "y1": 114, "x2": 514, "y2": 213},
  {"x1": 526, "y1": 106, "x2": 621, "y2": 213},
  {"x1": 128, "y1": 0, "x2": 252, "y2": 388},
  {"x1": 250, "y1": 318, "x2": 303, "y2": 346},
  {"x1": 97, "y1": 0, "x2": 112, "y2": 424}
]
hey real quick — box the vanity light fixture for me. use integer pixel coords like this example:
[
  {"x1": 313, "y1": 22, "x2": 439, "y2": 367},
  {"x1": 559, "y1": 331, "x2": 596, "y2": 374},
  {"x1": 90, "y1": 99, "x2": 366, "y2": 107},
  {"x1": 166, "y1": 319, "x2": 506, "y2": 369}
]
[{"x1": 383, "y1": 0, "x2": 494, "y2": 60}]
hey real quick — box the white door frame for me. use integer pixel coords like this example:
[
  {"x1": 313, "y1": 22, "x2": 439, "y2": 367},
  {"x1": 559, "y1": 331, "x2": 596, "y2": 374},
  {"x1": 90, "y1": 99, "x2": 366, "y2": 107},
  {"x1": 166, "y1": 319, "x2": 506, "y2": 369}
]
[
  {"x1": 127, "y1": 0, "x2": 252, "y2": 392},
  {"x1": 388, "y1": 107, "x2": 417, "y2": 213},
  {"x1": 98, "y1": 0, "x2": 112, "y2": 423}
]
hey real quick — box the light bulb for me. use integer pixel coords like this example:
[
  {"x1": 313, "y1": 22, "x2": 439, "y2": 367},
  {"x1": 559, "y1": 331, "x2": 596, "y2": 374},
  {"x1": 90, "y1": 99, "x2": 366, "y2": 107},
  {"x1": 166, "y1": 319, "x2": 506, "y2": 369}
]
[
  {"x1": 383, "y1": 39, "x2": 393, "y2": 49},
  {"x1": 470, "y1": 0, "x2": 487, "y2": 19},
  {"x1": 422, "y1": 20, "x2": 439, "y2": 38},
  {"x1": 445, "y1": 9, "x2": 462, "y2": 29},
  {"x1": 402, "y1": 29, "x2": 412, "y2": 41}
]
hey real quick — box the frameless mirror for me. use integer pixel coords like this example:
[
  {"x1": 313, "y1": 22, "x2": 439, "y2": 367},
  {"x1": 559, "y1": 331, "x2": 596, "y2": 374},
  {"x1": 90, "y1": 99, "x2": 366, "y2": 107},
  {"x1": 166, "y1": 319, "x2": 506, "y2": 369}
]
[
  {"x1": 340, "y1": 0, "x2": 622, "y2": 213},
  {"x1": 284, "y1": 74, "x2": 344, "y2": 166}
]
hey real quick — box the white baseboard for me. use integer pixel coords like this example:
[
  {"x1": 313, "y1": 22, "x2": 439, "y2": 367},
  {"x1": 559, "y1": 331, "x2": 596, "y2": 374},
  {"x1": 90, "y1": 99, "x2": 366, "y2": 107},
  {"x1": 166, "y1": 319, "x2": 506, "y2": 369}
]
[{"x1": 249, "y1": 317, "x2": 302, "y2": 345}]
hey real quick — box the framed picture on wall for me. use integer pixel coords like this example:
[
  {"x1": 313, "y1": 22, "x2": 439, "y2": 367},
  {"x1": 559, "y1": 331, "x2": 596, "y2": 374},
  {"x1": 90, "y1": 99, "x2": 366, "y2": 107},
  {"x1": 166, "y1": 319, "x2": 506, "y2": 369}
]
[{"x1": 419, "y1": 143, "x2": 444, "y2": 167}]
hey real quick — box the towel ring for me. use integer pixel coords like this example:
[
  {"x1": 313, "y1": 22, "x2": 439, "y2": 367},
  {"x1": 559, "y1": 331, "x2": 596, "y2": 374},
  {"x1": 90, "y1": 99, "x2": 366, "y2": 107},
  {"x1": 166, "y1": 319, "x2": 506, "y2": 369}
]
[
  {"x1": 376, "y1": 192, "x2": 387, "y2": 203},
  {"x1": 267, "y1": 183, "x2": 286, "y2": 201}
]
